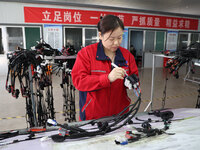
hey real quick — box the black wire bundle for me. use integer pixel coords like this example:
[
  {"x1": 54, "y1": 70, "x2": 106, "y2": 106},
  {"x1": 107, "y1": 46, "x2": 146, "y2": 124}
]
[
  {"x1": 165, "y1": 56, "x2": 191, "y2": 78},
  {"x1": 49, "y1": 93, "x2": 141, "y2": 142},
  {"x1": 35, "y1": 41, "x2": 62, "y2": 57},
  {"x1": 6, "y1": 49, "x2": 40, "y2": 98},
  {"x1": 164, "y1": 42, "x2": 200, "y2": 78},
  {"x1": 5, "y1": 47, "x2": 57, "y2": 127},
  {"x1": 179, "y1": 42, "x2": 200, "y2": 59}
]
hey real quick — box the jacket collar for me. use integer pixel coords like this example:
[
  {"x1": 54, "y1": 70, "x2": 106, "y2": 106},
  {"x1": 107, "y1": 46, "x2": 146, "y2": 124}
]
[{"x1": 96, "y1": 40, "x2": 127, "y2": 67}]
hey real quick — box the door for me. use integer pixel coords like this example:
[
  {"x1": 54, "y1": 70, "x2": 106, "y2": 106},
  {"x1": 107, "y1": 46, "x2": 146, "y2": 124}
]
[
  {"x1": 25, "y1": 27, "x2": 41, "y2": 49},
  {"x1": 130, "y1": 30, "x2": 143, "y2": 67}
]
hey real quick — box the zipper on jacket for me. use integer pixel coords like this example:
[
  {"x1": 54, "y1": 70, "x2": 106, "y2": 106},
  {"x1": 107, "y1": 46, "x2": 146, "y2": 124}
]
[
  {"x1": 82, "y1": 98, "x2": 92, "y2": 112},
  {"x1": 109, "y1": 61, "x2": 112, "y2": 115}
]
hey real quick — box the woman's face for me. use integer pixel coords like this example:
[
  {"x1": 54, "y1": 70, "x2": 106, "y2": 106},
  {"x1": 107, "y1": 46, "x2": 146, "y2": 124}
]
[{"x1": 99, "y1": 27, "x2": 124, "y2": 52}]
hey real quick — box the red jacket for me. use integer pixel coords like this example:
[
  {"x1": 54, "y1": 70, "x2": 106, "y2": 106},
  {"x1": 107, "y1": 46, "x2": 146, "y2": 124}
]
[{"x1": 71, "y1": 41, "x2": 138, "y2": 121}]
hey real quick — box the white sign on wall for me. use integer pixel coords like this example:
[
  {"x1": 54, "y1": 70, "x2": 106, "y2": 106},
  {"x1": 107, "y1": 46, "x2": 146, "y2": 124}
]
[
  {"x1": 166, "y1": 31, "x2": 178, "y2": 51},
  {"x1": 44, "y1": 24, "x2": 62, "y2": 50}
]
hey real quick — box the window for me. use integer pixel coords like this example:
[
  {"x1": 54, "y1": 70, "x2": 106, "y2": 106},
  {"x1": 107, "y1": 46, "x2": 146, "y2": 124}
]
[
  {"x1": 191, "y1": 33, "x2": 199, "y2": 44},
  {"x1": 145, "y1": 31, "x2": 155, "y2": 52},
  {"x1": 0, "y1": 28, "x2": 3, "y2": 54},
  {"x1": 178, "y1": 33, "x2": 189, "y2": 50},
  {"x1": 85, "y1": 28, "x2": 98, "y2": 47},
  {"x1": 64, "y1": 27, "x2": 98, "y2": 51},
  {"x1": 65, "y1": 28, "x2": 82, "y2": 51},
  {"x1": 155, "y1": 31, "x2": 165, "y2": 52},
  {"x1": 7, "y1": 27, "x2": 23, "y2": 51}
]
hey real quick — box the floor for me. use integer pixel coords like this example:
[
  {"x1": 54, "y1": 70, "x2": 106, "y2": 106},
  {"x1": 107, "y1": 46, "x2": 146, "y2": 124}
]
[{"x1": 0, "y1": 65, "x2": 199, "y2": 132}]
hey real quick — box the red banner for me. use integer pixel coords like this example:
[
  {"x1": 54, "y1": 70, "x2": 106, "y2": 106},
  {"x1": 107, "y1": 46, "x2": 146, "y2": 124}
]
[{"x1": 24, "y1": 7, "x2": 199, "y2": 30}]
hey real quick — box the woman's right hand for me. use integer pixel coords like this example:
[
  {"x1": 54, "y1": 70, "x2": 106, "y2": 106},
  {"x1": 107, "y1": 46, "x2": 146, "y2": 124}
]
[{"x1": 108, "y1": 67, "x2": 126, "y2": 83}]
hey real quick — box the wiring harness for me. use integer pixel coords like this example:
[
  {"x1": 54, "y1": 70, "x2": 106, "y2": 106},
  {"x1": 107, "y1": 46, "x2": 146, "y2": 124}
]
[
  {"x1": 165, "y1": 42, "x2": 200, "y2": 78},
  {"x1": 47, "y1": 74, "x2": 141, "y2": 142},
  {"x1": 5, "y1": 40, "x2": 77, "y2": 127}
]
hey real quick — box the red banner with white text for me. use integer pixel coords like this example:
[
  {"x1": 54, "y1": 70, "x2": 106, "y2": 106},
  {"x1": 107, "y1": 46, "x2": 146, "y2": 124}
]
[{"x1": 24, "y1": 7, "x2": 199, "y2": 30}]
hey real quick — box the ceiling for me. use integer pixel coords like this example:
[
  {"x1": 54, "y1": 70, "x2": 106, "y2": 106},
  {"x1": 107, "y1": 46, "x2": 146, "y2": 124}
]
[{"x1": 3, "y1": 0, "x2": 200, "y2": 17}]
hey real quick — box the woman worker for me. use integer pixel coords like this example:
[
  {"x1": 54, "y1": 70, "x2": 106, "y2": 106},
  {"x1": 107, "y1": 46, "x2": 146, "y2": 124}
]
[{"x1": 71, "y1": 14, "x2": 138, "y2": 121}]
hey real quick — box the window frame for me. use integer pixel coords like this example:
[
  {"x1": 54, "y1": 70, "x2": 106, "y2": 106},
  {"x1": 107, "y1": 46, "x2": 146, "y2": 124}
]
[
  {"x1": 0, "y1": 25, "x2": 42, "y2": 54},
  {"x1": 63, "y1": 26, "x2": 98, "y2": 50}
]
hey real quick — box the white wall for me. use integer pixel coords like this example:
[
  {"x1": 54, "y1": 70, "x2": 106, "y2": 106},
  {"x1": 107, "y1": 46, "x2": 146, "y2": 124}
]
[
  {"x1": 0, "y1": 2, "x2": 24, "y2": 75},
  {"x1": 0, "y1": 55, "x2": 8, "y2": 76},
  {"x1": 0, "y1": 1, "x2": 104, "y2": 24},
  {"x1": 0, "y1": 2, "x2": 24, "y2": 24}
]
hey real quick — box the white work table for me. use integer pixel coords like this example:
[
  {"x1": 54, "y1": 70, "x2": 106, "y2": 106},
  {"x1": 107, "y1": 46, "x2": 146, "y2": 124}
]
[{"x1": 1, "y1": 108, "x2": 200, "y2": 150}]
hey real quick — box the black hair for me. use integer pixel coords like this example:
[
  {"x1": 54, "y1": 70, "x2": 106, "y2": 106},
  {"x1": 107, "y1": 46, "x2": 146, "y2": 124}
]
[{"x1": 97, "y1": 15, "x2": 124, "y2": 38}]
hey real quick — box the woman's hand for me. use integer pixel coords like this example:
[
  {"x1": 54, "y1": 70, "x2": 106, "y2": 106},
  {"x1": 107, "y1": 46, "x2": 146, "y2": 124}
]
[{"x1": 108, "y1": 67, "x2": 126, "y2": 83}]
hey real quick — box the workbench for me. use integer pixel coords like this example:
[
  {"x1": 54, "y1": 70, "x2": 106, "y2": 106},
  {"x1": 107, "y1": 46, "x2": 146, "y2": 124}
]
[{"x1": 1, "y1": 108, "x2": 200, "y2": 150}]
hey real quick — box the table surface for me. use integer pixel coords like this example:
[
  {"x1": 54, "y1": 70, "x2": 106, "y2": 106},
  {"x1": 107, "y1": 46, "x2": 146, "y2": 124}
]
[{"x1": 1, "y1": 108, "x2": 200, "y2": 150}]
